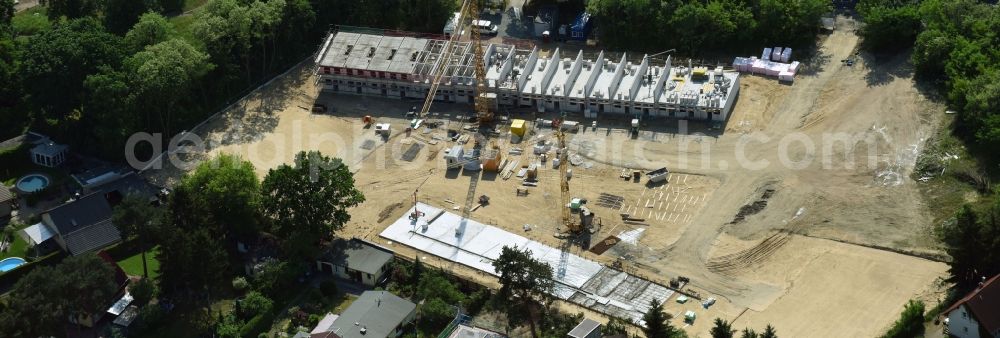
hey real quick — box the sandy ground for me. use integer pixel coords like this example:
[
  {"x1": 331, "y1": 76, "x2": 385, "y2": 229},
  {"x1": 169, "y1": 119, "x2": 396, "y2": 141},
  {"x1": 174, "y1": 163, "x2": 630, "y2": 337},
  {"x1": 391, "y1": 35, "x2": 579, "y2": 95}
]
[{"x1": 142, "y1": 15, "x2": 950, "y2": 337}]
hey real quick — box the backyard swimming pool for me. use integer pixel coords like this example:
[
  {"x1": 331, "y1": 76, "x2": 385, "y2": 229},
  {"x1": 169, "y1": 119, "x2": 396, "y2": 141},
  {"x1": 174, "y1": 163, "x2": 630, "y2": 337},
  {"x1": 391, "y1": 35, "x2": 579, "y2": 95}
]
[
  {"x1": 0, "y1": 257, "x2": 26, "y2": 272},
  {"x1": 15, "y1": 174, "x2": 49, "y2": 193}
]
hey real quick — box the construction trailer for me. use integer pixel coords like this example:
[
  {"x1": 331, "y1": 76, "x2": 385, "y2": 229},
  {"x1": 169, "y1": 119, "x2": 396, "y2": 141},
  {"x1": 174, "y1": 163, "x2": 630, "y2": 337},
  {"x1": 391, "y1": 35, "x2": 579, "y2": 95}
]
[
  {"x1": 444, "y1": 145, "x2": 464, "y2": 169},
  {"x1": 314, "y1": 30, "x2": 740, "y2": 123}
]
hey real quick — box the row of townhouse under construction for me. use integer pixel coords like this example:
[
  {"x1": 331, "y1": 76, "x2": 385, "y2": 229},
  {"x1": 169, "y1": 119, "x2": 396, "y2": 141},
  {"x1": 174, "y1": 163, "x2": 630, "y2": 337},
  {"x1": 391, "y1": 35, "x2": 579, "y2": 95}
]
[{"x1": 314, "y1": 29, "x2": 740, "y2": 122}]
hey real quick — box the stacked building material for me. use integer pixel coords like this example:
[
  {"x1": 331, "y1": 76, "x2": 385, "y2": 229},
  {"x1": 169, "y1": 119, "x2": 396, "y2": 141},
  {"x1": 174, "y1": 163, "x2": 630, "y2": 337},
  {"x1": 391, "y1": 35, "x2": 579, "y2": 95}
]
[
  {"x1": 762, "y1": 47, "x2": 772, "y2": 60},
  {"x1": 780, "y1": 48, "x2": 792, "y2": 63},
  {"x1": 734, "y1": 54, "x2": 800, "y2": 82},
  {"x1": 771, "y1": 47, "x2": 783, "y2": 61}
]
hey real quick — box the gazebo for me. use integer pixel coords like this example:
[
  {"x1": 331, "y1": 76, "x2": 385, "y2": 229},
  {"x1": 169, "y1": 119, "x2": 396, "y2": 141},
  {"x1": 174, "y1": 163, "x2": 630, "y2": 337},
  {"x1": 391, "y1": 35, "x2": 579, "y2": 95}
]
[{"x1": 30, "y1": 141, "x2": 68, "y2": 167}]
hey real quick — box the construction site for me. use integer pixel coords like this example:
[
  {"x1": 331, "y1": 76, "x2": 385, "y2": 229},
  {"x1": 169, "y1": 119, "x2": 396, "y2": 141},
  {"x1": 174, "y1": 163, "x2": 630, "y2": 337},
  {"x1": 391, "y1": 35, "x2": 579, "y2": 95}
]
[{"x1": 143, "y1": 8, "x2": 951, "y2": 338}]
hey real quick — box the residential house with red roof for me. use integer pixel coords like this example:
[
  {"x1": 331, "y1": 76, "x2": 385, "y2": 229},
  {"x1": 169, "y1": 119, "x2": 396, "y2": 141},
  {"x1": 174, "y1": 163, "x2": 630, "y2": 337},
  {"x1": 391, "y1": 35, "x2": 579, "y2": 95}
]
[{"x1": 945, "y1": 274, "x2": 1000, "y2": 338}]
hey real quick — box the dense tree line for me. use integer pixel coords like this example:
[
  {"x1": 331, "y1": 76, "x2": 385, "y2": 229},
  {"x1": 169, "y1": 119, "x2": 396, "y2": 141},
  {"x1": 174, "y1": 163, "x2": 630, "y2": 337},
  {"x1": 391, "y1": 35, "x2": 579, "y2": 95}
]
[
  {"x1": 586, "y1": 0, "x2": 830, "y2": 55},
  {"x1": 858, "y1": 0, "x2": 1000, "y2": 156},
  {"x1": 0, "y1": 0, "x2": 455, "y2": 159}
]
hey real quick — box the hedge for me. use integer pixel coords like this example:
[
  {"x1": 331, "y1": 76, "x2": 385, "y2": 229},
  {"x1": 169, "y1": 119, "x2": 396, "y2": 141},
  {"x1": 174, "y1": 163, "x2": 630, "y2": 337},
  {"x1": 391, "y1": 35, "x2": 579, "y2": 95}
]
[
  {"x1": 239, "y1": 310, "x2": 276, "y2": 338},
  {"x1": 0, "y1": 251, "x2": 65, "y2": 293}
]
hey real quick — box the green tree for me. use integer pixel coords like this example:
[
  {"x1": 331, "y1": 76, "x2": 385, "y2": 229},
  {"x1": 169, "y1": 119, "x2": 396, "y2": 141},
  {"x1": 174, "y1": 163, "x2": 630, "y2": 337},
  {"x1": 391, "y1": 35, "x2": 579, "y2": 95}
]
[
  {"x1": 124, "y1": 12, "x2": 175, "y2": 52},
  {"x1": 158, "y1": 0, "x2": 184, "y2": 13},
  {"x1": 939, "y1": 205, "x2": 988, "y2": 289},
  {"x1": 711, "y1": 318, "x2": 736, "y2": 338},
  {"x1": 81, "y1": 66, "x2": 139, "y2": 157},
  {"x1": 126, "y1": 38, "x2": 214, "y2": 136},
  {"x1": 215, "y1": 313, "x2": 242, "y2": 338},
  {"x1": 19, "y1": 18, "x2": 124, "y2": 131},
  {"x1": 492, "y1": 246, "x2": 554, "y2": 338},
  {"x1": 755, "y1": 0, "x2": 829, "y2": 45},
  {"x1": 261, "y1": 151, "x2": 365, "y2": 258},
  {"x1": 605, "y1": 317, "x2": 629, "y2": 336},
  {"x1": 964, "y1": 71, "x2": 1000, "y2": 148},
  {"x1": 911, "y1": 28, "x2": 953, "y2": 80},
  {"x1": 104, "y1": 0, "x2": 159, "y2": 34},
  {"x1": 399, "y1": 0, "x2": 456, "y2": 33},
  {"x1": 586, "y1": 0, "x2": 662, "y2": 51},
  {"x1": 157, "y1": 187, "x2": 229, "y2": 296},
  {"x1": 879, "y1": 300, "x2": 924, "y2": 338},
  {"x1": 417, "y1": 271, "x2": 465, "y2": 305},
  {"x1": 131, "y1": 277, "x2": 158, "y2": 306},
  {"x1": 857, "y1": 0, "x2": 922, "y2": 52},
  {"x1": 60, "y1": 254, "x2": 122, "y2": 321},
  {"x1": 419, "y1": 298, "x2": 456, "y2": 330},
  {"x1": 642, "y1": 298, "x2": 676, "y2": 338},
  {"x1": 0, "y1": 254, "x2": 118, "y2": 337},
  {"x1": 238, "y1": 291, "x2": 273, "y2": 319},
  {"x1": 46, "y1": 0, "x2": 103, "y2": 19},
  {"x1": 0, "y1": 0, "x2": 13, "y2": 29},
  {"x1": 112, "y1": 194, "x2": 165, "y2": 240},
  {"x1": 0, "y1": 36, "x2": 23, "y2": 139},
  {"x1": 177, "y1": 154, "x2": 261, "y2": 240},
  {"x1": 760, "y1": 325, "x2": 778, "y2": 338},
  {"x1": 0, "y1": 265, "x2": 70, "y2": 337},
  {"x1": 741, "y1": 328, "x2": 758, "y2": 338},
  {"x1": 251, "y1": 259, "x2": 300, "y2": 296}
]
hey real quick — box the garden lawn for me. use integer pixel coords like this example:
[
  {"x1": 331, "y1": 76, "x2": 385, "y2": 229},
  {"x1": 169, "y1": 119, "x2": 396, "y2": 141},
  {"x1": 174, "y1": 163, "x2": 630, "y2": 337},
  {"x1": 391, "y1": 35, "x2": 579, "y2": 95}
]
[
  {"x1": 0, "y1": 230, "x2": 28, "y2": 261},
  {"x1": 117, "y1": 246, "x2": 161, "y2": 279}
]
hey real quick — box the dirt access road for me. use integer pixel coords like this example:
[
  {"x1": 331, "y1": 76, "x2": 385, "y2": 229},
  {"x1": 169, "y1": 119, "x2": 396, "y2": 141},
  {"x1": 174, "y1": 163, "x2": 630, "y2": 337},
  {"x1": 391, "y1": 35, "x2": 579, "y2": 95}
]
[{"x1": 565, "y1": 15, "x2": 947, "y2": 336}]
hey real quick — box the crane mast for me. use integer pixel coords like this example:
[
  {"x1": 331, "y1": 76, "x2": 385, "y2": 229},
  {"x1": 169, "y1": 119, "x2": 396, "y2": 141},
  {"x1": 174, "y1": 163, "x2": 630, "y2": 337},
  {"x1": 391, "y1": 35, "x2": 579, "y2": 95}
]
[{"x1": 469, "y1": 0, "x2": 492, "y2": 124}]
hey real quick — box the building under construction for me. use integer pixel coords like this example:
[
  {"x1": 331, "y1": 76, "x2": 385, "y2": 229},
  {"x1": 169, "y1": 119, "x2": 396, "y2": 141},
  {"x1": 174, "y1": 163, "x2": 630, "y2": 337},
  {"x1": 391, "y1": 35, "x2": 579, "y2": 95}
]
[{"x1": 314, "y1": 29, "x2": 740, "y2": 122}]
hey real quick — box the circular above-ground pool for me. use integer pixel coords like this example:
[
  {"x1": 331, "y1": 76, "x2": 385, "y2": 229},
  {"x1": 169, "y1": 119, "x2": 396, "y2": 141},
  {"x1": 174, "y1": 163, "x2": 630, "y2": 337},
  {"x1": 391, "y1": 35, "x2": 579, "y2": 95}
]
[
  {"x1": 15, "y1": 174, "x2": 49, "y2": 193},
  {"x1": 0, "y1": 257, "x2": 26, "y2": 273}
]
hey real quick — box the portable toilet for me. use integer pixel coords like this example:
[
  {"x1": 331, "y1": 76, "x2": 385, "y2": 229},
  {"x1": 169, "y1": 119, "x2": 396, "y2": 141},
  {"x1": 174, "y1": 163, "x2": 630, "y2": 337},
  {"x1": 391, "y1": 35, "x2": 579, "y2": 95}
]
[{"x1": 510, "y1": 119, "x2": 526, "y2": 137}]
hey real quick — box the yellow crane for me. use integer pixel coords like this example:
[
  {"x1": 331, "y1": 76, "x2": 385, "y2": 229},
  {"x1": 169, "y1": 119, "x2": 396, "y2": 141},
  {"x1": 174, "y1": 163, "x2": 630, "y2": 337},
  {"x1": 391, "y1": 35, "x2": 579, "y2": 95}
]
[
  {"x1": 555, "y1": 120, "x2": 578, "y2": 233},
  {"x1": 415, "y1": 0, "x2": 492, "y2": 124}
]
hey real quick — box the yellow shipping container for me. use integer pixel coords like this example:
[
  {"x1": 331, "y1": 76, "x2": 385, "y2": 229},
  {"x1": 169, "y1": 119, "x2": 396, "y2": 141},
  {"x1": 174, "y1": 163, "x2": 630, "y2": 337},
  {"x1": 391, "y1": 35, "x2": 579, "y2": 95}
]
[{"x1": 511, "y1": 119, "x2": 526, "y2": 136}]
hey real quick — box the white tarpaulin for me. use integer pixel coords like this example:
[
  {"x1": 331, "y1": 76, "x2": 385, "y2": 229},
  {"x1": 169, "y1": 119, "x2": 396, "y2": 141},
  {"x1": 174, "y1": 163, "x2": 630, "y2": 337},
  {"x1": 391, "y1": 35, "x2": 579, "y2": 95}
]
[
  {"x1": 381, "y1": 203, "x2": 603, "y2": 291},
  {"x1": 381, "y1": 203, "x2": 676, "y2": 324},
  {"x1": 107, "y1": 291, "x2": 133, "y2": 316}
]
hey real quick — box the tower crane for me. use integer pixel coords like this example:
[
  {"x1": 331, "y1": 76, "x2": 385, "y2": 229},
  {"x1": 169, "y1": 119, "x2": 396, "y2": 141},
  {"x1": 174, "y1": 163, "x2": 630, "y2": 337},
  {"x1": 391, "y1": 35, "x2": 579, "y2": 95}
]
[
  {"x1": 407, "y1": 0, "x2": 493, "y2": 233},
  {"x1": 414, "y1": 0, "x2": 493, "y2": 124}
]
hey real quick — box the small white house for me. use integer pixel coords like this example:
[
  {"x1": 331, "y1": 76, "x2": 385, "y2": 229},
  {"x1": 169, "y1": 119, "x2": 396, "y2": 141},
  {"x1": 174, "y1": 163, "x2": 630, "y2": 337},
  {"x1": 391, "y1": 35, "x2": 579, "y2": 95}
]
[
  {"x1": 316, "y1": 238, "x2": 394, "y2": 287},
  {"x1": 944, "y1": 274, "x2": 1000, "y2": 338}
]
